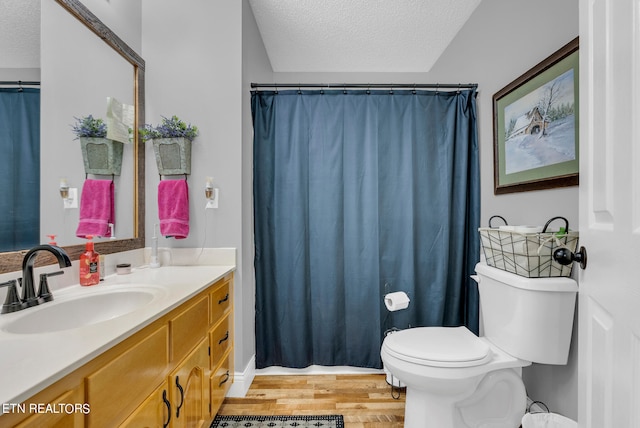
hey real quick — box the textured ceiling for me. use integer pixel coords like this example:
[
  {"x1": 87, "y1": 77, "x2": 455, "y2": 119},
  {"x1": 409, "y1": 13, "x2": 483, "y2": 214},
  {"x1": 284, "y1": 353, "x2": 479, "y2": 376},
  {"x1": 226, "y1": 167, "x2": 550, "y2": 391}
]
[
  {"x1": 248, "y1": 0, "x2": 482, "y2": 73},
  {"x1": 0, "y1": 0, "x2": 40, "y2": 68}
]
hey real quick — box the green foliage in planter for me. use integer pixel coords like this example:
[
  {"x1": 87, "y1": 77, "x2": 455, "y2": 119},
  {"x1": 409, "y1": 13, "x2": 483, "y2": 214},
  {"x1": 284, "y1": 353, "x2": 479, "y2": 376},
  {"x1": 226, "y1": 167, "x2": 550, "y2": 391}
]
[
  {"x1": 139, "y1": 115, "x2": 199, "y2": 142},
  {"x1": 71, "y1": 115, "x2": 108, "y2": 138}
]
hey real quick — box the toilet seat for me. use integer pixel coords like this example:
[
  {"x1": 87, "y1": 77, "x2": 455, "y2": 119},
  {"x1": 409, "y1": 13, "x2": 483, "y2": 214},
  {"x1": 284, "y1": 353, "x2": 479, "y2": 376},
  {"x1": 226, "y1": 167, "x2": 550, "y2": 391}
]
[{"x1": 383, "y1": 326, "x2": 493, "y2": 368}]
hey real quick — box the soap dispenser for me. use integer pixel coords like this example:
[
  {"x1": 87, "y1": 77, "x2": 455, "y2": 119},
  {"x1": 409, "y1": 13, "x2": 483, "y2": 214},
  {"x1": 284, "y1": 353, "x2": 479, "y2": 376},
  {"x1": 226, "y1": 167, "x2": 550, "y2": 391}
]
[{"x1": 80, "y1": 235, "x2": 100, "y2": 286}]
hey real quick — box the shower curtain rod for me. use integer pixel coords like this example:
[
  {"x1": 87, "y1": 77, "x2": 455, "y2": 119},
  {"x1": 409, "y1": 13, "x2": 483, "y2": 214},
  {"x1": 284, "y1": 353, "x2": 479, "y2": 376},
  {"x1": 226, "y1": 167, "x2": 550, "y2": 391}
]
[
  {"x1": 251, "y1": 82, "x2": 477, "y2": 90},
  {"x1": 0, "y1": 81, "x2": 40, "y2": 86}
]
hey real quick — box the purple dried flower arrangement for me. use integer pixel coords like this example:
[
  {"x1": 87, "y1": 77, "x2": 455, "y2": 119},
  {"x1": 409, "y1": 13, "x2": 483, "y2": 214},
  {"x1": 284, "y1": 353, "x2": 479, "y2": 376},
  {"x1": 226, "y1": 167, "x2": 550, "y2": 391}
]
[
  {"x1": 139, "y1": 115, "x2": 199, "y2": 142},
  {"x1": 71, "y1": 115, "x2": 108, "y2": 139}
]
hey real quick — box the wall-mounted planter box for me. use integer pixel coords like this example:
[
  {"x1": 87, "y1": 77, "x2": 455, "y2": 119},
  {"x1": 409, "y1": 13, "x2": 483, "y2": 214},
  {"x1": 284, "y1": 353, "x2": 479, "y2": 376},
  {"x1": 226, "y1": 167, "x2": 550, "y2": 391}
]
[
  {"x1": 80, "y1": 137, "x2": 124, "y2": 175},
  {"x1": 152, "y1": 137, "x2": 192, "y2": 175}
]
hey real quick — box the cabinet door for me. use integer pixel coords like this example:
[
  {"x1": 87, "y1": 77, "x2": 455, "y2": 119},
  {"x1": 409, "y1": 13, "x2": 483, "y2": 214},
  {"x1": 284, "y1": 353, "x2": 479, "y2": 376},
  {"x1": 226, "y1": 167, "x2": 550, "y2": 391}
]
[
  {"x1": 121, "y1": 381, "x2": 171, "y2": 428},
  {"x1": 86, "y1": 325, "x2": 169, "y2": 427},
  {"x1": 15, "y1": 385, "x2": 85, "y2": 428},
  {"x1": 170, "y1": 338, "x2": 210, "y2": 428}
]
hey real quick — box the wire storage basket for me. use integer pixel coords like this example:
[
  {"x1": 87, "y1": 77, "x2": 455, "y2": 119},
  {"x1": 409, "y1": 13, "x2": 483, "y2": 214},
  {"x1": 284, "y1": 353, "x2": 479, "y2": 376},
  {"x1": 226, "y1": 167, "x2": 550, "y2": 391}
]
[{"x1": 479, "y1": 216, "x2": 579, "y2": 278}]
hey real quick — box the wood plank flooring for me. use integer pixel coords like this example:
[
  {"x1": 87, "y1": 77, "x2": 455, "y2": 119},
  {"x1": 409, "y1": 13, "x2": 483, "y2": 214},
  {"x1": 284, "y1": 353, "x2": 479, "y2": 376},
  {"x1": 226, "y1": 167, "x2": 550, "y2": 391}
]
[{"x1": 217, "y1": 374, "x2": 406, "y2": 427}]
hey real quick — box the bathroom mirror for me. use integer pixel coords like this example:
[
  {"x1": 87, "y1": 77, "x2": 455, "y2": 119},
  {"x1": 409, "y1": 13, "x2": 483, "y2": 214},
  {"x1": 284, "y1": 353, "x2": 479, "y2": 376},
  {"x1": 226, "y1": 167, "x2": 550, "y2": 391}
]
[{"x1": 0, "y1": 0, "x2": 145, "y2": 274}]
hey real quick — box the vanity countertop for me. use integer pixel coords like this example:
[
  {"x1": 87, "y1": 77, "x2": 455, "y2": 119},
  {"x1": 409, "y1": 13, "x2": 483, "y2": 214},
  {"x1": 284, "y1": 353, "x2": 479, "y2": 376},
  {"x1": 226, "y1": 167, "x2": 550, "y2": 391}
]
[{"x1": 0, "y1": 264, "x2": 235, "y2": 407}]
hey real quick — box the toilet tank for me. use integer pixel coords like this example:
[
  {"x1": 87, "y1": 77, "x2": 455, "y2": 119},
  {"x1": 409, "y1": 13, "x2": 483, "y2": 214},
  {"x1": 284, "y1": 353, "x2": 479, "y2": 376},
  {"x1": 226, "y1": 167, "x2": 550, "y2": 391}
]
[{"x1": 474, "y1": 263, "x2": 578, "y2": 365}]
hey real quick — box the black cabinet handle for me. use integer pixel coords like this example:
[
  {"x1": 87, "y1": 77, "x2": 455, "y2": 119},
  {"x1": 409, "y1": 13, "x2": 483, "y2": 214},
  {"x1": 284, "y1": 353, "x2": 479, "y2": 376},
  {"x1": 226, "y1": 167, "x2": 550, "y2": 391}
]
[
  {"x1": 218, "y1": 331, "x2": 229, "y2": 344},
  {"x1": 175, "y1": 376, "x2": 184, "y2": 418},
  {"x1": 219, "y1": 370, "x2": 230, "y2": 387},
  {"x1": 162, "y1": 390, "x2": 171, "y2": 428},
  {"x1": 218, "y1": 293, "x2": 229, "y2": 304}
]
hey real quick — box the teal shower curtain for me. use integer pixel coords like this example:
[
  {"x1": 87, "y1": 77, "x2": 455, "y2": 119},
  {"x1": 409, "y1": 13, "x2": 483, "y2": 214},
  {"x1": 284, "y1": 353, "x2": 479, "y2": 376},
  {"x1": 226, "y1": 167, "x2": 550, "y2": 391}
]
[
  {"x1": 252, "y1": 89, "x2": 479, "y2": 369},
  {"x1": 0, "y1": 88, "x2": 40, "y2": 252}
]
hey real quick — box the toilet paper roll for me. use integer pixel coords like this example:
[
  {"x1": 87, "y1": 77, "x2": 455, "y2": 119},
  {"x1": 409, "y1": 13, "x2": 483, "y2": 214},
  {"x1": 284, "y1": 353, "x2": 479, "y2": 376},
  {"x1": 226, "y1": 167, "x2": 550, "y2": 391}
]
[{"x1": 384, "y1": 291, "x2": 410, "y2": 312}]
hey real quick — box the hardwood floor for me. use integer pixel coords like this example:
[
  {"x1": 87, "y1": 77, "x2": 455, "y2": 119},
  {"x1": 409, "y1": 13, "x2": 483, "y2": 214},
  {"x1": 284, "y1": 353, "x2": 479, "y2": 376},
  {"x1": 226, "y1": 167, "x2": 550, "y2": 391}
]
[{"x1": 217, "y1": 374, "x2": 406, "y2": 427}]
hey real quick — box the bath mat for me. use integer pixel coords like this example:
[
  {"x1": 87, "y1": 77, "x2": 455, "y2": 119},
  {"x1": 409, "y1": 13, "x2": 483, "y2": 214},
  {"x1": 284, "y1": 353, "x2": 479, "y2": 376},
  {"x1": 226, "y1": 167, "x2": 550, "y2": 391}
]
[{"x1": 211, "y1": 414, "x2": 344, "y2": 427}]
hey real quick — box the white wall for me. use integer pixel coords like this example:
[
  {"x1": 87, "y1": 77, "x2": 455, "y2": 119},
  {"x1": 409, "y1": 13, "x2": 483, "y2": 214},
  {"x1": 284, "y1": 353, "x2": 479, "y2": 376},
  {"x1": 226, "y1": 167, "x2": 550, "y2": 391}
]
[
  {"x1": 141, "y1": 0, "x2": 246, "y2": 378},
  {"x1": 239, "y1": 0, "x2": 274, "y2": 385}
]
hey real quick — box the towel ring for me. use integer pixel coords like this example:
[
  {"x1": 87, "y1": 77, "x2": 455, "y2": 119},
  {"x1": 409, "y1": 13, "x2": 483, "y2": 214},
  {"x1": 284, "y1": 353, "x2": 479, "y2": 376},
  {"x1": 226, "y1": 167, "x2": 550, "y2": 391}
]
[
  {"x1": 85, "y1": 173, "x2": 115, "y2": 181},
  {"x1": 159, "y1": 173, "x2": 188, "y2": 181}
]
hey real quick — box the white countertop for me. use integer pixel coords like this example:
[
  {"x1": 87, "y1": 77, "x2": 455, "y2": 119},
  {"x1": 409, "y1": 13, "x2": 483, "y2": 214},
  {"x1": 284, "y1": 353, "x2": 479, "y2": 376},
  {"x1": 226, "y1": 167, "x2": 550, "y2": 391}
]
[{"x1": 0, "y1": 264, "x2": 235, "y2": 407}]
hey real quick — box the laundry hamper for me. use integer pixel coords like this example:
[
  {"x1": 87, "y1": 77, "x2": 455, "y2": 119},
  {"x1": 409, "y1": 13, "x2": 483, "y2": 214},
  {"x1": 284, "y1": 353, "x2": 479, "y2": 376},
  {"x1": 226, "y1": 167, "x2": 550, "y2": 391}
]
[
  {"x1": 521, "y1": 412, "x2": 577, "y2": 428},
  {"x1": 479, "y1": 216, "x2": 579, "y2": 278}
]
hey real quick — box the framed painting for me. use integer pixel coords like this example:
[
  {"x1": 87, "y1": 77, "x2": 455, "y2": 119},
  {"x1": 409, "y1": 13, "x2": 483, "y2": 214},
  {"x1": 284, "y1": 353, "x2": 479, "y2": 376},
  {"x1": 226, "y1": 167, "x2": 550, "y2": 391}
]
[{"x1": 493, "y1": 37, "x2": 579, "y2": 194}]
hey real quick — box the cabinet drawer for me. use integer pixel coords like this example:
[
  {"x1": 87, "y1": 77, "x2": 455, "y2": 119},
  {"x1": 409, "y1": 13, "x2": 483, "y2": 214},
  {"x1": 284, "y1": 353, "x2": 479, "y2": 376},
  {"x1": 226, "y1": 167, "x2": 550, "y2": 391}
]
[
  {"x1": 170, "y1": 295, "x2": 209, "y2": 363},
  {"x1": 210, "y1": 313, "x2": 231, "y2": 366},
  {"x1": 86, "y1": 325, "x2": 168, "y2": 427},
  {"x1": 210, "y1": 279, "x2": 231, "y2": 325},
  {"x1": 210, "y1": 352, "x2": 232, "y2": 417}
]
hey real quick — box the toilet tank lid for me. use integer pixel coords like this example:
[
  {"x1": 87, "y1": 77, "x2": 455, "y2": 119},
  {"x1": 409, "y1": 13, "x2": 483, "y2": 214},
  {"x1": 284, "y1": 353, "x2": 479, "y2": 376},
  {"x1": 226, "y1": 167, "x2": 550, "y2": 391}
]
[{"x1": 475, "y1": 263, "x2": 578, "y2": 292}]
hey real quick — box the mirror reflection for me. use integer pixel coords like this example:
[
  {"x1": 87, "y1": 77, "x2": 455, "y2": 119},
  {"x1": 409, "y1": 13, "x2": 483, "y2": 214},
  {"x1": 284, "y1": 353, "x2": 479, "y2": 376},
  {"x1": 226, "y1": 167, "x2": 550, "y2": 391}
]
[
  {"x1": 0, "y1": 0, "x2": 145, "y2": 273},
  {"x1": 0, "y1": 0, "x2": 138, "y2": 251}
]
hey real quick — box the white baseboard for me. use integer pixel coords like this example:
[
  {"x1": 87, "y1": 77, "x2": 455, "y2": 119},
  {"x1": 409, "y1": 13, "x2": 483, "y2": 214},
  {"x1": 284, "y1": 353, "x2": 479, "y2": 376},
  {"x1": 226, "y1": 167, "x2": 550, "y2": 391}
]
[
  {"x1": 227, "y1": 355, "x2": 256, "y2": 397},
  {"x1": 256, "y1": 365, "x2": 383, "y2": 375}
]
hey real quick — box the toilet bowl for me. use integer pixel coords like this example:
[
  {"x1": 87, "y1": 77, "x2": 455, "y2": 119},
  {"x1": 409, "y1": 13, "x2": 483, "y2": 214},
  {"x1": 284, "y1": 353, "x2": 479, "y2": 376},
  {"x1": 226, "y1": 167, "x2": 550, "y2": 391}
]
[
  {"x1": 381, "y1": 326, "x2": 528, "y2": 428},
  {"x1": 380, "y1": 263, "x2": 578, "y2": 428}
]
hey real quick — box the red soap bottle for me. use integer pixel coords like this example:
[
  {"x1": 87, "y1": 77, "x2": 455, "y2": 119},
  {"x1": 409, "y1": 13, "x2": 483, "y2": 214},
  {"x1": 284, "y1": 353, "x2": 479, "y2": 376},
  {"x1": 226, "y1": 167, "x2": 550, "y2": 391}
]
[{"x1": 80, "y1": 235, "x2": 100, "y2": 286}]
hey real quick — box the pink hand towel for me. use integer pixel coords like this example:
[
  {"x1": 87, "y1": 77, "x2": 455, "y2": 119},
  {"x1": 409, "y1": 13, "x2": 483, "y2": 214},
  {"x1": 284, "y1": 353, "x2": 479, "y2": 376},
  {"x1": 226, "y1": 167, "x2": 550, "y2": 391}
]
[
  {"x1": 76, "y1": 179, "x2": 114, "y2": 238},
  {"x1": 158, "y1": 179, "x2": 189, "y2": 239}
]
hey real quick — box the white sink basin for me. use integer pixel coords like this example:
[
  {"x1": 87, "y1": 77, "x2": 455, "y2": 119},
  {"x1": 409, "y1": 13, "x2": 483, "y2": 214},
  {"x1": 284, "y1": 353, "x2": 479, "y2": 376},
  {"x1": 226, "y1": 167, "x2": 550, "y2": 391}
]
[{"x1": 2, "y1": 288, "x2": 159, "y2": 334}]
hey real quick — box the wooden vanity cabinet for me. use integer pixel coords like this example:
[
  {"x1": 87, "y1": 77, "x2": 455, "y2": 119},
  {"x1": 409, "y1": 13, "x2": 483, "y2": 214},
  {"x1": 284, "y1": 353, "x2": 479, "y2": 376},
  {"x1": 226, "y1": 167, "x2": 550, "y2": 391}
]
[{"x1": 0, "y1": 272, "x2": 234, "y2": 428}]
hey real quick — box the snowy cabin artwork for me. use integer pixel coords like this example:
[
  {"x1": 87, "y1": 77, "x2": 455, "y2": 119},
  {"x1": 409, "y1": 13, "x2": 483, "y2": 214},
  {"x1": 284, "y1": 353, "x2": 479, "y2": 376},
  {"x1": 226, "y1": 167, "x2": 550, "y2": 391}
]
[{"x1": 507, "y1": 106, "x2": 548, "y2": 139}]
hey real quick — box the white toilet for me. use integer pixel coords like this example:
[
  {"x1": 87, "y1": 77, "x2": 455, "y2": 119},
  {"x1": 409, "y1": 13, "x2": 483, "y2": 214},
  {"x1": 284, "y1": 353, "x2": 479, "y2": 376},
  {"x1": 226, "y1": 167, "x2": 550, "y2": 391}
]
[{"x1": 380, "y1": 263, "x2": 578, "y2": 428}]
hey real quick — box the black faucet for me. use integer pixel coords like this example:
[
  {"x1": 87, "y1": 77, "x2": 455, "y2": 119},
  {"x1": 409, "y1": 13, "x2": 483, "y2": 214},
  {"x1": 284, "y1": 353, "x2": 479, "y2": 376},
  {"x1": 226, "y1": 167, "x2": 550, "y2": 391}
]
[{"x1": 20, "y1": 245, "x2": 72, "y2": 309}]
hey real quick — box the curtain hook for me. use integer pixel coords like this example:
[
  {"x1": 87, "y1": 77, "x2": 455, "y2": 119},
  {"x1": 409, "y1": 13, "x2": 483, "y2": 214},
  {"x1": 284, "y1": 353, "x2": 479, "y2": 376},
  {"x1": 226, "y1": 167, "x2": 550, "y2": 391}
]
[
  {"x1": 457, "y1": 83, "x2": 461, "y2": 94},
  {"x1": 184, "y1": 173, "x2": 188, "y2": 182},
  {"x1": 412, "y1": 84, "x2": 417, "y2": 95},
  {"x1": 389, "y1": 84, "x2": 394, "y2": 95},
  {"x1": 343, "y1": 83, "x2": 347, "y2": 95},
  {"x1": 274, "y1": 83, "x2": 278, "y2": 94},
  {"x1": 18, "y1": 81, "x2": 23, "y2": 92},
  {"x1": 436, "y1": 83, "x2": 440, "y2": 96},
  {"x1": 297, "y1": 83, "x2": 301, "y2": 95},
  {"x1": 366, "y1": 84, "x2": 370, "y2": 95}
]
